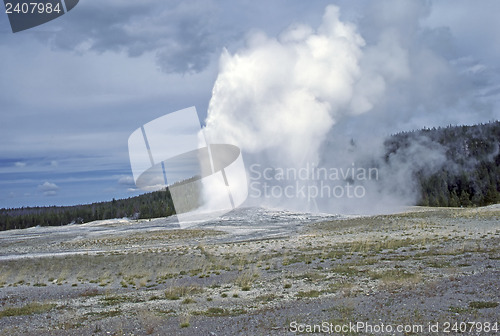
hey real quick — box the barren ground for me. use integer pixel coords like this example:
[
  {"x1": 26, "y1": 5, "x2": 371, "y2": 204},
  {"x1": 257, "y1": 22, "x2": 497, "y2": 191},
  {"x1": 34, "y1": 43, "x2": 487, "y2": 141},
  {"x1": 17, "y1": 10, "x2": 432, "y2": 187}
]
[{"x1": 0, "y1": 206, "x2": 498, "y2": 335}]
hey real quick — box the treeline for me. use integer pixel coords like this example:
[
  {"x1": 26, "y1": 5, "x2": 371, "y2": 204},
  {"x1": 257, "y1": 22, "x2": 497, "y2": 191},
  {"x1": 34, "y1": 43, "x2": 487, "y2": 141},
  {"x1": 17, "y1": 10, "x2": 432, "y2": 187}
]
[
  {"x1": 2, "y1": 122, "x2": 499, "y2": 231},
  {"x1": 385, "y1": 121, "x2": 500, "y2": 207},
  {"x1": 0, "y1": 189, "x2": 175, "y2": 231}
]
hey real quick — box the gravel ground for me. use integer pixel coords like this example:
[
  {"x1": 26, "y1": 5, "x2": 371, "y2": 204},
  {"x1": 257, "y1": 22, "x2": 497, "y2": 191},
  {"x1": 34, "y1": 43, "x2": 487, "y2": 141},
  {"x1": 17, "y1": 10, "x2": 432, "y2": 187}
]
[{"x1": 0, "y1": 206, "x2": 498, "y2": 336}]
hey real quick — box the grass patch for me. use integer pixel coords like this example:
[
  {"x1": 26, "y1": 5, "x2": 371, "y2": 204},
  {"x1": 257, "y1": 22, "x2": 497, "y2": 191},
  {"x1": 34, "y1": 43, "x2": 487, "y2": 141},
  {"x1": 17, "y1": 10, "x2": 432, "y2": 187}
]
[
  {"x1": 194, "y1": 307, "x2": 247, "y2": 317},
  {"x1": 80, "y1": 288, "x2": 99, "y2": 297},
  {"x1": 0, "y1": 302, "x2": 56, "y2": 317},
  {"x1": 101, "y1": 295, "x2": 142, "y2": 306},
  {"x1": 339, "y1": 237, "x2": 428, "y2": 254},
  {"x1": 330, "y1": 265, "x2": 358, "y2": 276},
  {"x1": 235, "y1": 270, "x2": 259, "y2": 290},
  {"x1": 325, "y1": 281, "x2": 354, "y2": 293},
  {"x1": 448, "y1": 306, "x2": 472, "y2": 314},
  {"x1": 369, "y1": 269, "x2": 418, "y2": 283},
  {"x1": 294, "y1": 271, "x2": 326, "y2": 282},
  {"x1": 33, "y1": 282, "x2": 47, "y2": 287},
  {"x1": 86, "y1": 309, "x2": 122, "y2": 319},
  {"x1": 165, "y1": 285, "x2": 203, "y2": 300},
  {"x1": 256, "y1": 293, "x2": 277, "y2": 303},
  {"x1": 205, "y1": 307, "x2": 226, "y2": 316},
  {"x1": 154, "y1": 308, "x2": 175, "y2": 315},
  {"x1": 426, "y1": 260, "x2": 452, "y2": 268},
  {"x1": 296, "y1": 290, "x2": 321, "y2": 298},
  {"x1": 469, "y1": 301, "x2": 498, "y2": 309}
]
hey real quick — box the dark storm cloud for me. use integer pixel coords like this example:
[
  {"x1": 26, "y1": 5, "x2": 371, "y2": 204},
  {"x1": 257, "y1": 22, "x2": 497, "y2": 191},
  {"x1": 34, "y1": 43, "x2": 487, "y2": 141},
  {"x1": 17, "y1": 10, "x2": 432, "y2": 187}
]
[
  {"x1": 42, "y1": 0, "x2": 222, "y2": 74},
  {"x1": 29, "y1": 0, "x2": 336, "y2": 74}
]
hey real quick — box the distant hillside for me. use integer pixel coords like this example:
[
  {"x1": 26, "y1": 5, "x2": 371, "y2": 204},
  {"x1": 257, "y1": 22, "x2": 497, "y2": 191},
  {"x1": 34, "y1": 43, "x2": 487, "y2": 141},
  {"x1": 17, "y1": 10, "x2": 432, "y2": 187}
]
[
  {"x1": 384, "y1": 121, "x2": 500, "y2": 207},
  {"x1": 0, "y1": 189, "x2": 175, "y2": 231}
]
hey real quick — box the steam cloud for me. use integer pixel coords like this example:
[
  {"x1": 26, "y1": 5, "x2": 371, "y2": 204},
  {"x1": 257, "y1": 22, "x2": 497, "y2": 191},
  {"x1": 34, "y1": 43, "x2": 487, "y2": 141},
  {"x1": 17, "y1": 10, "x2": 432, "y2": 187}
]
[
  {"x1": 203, "y1": 3, "x2": 491, "y2": 215},
  {"x1": 205, "y1": 6, "x2": 380, "y2": 167}
]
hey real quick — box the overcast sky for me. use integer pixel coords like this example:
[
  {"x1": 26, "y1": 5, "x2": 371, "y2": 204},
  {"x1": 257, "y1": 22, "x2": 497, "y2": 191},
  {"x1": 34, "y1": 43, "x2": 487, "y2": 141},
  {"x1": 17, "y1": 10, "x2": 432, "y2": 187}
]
[{"x1": 1, "y1": 0, "x2": 499, "y2": 208}]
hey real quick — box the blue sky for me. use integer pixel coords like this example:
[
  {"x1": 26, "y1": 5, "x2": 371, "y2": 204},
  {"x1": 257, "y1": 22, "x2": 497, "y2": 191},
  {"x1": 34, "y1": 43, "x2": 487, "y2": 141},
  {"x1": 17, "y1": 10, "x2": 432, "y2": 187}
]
[{"x1": 1, "y1": 0, "x2": 499, "y2": 208}]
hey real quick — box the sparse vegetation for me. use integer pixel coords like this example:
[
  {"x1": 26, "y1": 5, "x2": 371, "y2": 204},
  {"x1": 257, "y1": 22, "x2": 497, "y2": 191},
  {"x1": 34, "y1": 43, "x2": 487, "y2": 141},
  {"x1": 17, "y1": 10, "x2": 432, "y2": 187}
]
[
  {"x1": 0, "y1": 203, "x2": 498, "y2": 334},
  {"x1": 369, "y1": 269, "x2": 419, "y2": 283},
  {"x1": 0, "y1": 302, "x2": 56, "y2": 318},
  {"x1": 296, "y1": 290, "x2": 321, "y2": 298},
  {"x1": 101, "y1": 295, "x2": 140, "y2": 306},
  {"x1": 194, "y1": 307, "x2": 247, "y2": 317},
  {"x1": 256, "y1": 293, "x2": 277, "y2": 303},
  {"x1": 469, "y1": 301, "x2": 498, "y2": 309},
  {"x1": 165, "y1": 285, "x2": 203, "y2": 300},
  {"x1": 235, "y1": 269, "x2": 260, "y2": 290}
]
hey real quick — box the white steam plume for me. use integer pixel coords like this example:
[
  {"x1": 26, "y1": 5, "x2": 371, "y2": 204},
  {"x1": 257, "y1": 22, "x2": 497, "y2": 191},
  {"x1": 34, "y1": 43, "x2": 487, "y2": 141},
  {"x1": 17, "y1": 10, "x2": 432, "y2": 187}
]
[
  {"x1": 202, "y1": 3, "x2": 480, "y2": 214},
  {"x1": 205, "y1": 6, "x2": 383, "y2": 168}
]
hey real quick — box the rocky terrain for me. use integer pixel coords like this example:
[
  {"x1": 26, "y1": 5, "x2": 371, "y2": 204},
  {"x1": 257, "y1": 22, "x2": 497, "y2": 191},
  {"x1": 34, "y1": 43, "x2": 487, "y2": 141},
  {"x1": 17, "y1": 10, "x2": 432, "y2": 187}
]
[{"x1": 0, "y1": 206, "x2": 498, "y2": 335}]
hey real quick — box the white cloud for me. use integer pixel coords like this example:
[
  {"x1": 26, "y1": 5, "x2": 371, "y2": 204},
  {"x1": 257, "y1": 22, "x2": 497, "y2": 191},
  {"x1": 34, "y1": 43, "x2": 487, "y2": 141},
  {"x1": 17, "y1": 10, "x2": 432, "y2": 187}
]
[
  {"x1": 38, "y1": 181, "x2": 60, "y2": 196},
  {"x1": 118, "y1": 175, "x2": 135, "y2": 186},
  {"x1": 14, "y1": 162, "x2": 26, "y2": 168}
]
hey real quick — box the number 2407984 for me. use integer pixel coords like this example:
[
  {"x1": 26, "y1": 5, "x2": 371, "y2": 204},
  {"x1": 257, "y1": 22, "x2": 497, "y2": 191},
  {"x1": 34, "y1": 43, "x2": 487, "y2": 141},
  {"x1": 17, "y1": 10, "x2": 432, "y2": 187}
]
[{"x1": 5, "y1": 2, "x2": 62, "y2": 14}]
